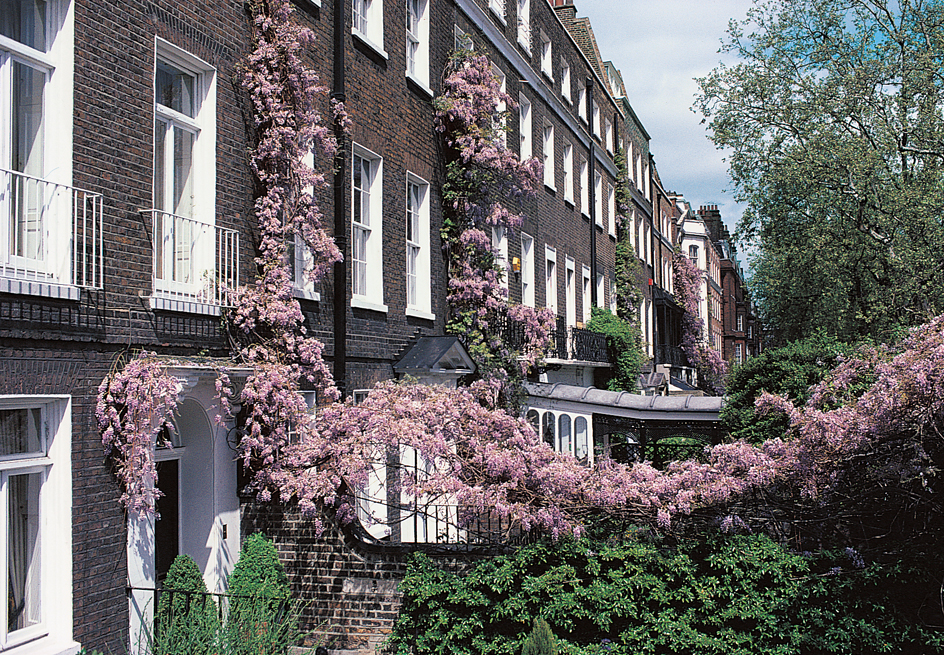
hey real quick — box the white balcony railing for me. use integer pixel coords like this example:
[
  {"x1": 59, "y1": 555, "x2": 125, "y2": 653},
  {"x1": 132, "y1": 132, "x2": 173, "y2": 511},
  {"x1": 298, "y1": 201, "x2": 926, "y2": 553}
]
[
  {"x1": 0, "y1": 168, "x2": 103, "y2": 296},
  {"x1": 144, "y1": 209, "x2": 239, "y2": 314}
]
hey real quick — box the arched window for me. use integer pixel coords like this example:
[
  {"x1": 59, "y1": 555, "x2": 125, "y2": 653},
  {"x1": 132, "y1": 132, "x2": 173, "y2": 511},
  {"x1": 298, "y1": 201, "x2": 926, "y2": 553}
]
[
  {"x1": 541, "y1": 412, "x2": 555, "y2": 448},
  {"x1": 575, "y1": 416, "x2": 588, "y2": 461},
  {"x1": 525, "y1": 409, "x2": 539, "y2": 435},
  {"x1": 558, "y1": 414, "x2": 571, "y2": 455}
]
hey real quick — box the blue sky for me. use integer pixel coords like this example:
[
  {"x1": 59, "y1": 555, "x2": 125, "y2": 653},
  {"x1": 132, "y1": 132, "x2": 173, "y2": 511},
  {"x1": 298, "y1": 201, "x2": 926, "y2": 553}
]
[{"x1": 575, "y1": 0, "x2": 756, "y2": 241}]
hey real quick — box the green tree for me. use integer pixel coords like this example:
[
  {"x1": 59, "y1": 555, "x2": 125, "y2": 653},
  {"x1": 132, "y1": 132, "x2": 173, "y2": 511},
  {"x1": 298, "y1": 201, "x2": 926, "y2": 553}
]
[
  {"x1": 696, "y1": 0, "x2": 944, "y2": 343},
  {"x1": 721, "y1": 332, "x2": 857, "y2": 443}
]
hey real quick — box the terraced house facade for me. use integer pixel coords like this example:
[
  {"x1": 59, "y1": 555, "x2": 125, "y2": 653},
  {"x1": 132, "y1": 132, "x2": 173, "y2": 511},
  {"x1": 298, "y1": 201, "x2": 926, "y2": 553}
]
[{"x1": 0, "y1": 0, "x2": 693, "y2": 653}]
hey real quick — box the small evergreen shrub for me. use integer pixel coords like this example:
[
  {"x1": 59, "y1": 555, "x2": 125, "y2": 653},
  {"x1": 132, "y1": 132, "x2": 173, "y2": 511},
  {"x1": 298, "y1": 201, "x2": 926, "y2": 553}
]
[
  {"x1": 226, "y1": 533, "x2": 293, "y2": 655},
  {"x1": 154, "y1": 554, "x2": 220, "y2": 655},
  {"x1": 521, "y1": 617, "x2": 558, "y2": 655}
]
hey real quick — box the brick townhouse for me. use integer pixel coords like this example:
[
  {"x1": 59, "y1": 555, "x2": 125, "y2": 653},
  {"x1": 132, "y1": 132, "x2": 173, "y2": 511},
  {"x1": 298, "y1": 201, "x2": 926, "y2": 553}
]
[{"x1": 0, "y1": 0, "x2": 670, "y2": 653}]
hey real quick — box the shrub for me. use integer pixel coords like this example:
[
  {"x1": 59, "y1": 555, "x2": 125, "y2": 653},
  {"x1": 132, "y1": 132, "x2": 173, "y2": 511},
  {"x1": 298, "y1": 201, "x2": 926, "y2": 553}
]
[
  {"x1": 226, "y1": 533, "x2": 292, "y2": 655},
  {"x1": 587, "y1": 307, "x2": 645, "y2": 392},
  {"x1": 521, "y1": 617, "x2": 558, "y2": 655},
  {"x1": 154, "y1": 554, "x2": 220, "y2": 655}
]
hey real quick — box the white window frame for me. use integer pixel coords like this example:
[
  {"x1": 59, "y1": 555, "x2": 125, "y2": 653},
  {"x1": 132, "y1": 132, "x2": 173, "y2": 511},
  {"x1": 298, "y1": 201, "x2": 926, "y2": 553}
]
[
  {"x1": 605, "y1": 118, "x2": 613, "y2": 153},
  {"x1": 291, "y1": 150, "x2": 320, "y2": 301},
  {"x1": 352, "y1": 0, "x2": 387, "y2": 59},
  {"x1": 596, "y1": 273, "x2": 605, "y2": 308},
  {"x1": 542, "y1": 121, "x2": 555, "y2": 191},
  {"x1": 0, "y1": 0, "x2": 77, "y2": 300},
  {"x1": 562, "y1": 143, "x2": 573, "y2": 204},
  {"x1": 594, "y1": 171, "x2": 603, "y2": 227},
  {"x1": 519, "y1": 92, "x2": 531, "y2": 160},
  {"x1": 406, "y1": 172, "x2": 433, "y2": 319},
  {"x1": 151, "y1": 39, "x2": 218, "y2": 312},
  {"x1": 405, "y1": 0, "x2": 430, "y2": 93},
  {"x1": 735, "y1": 342, "x2": 743, "y2": 365},
  {"x1": 489, "y1": 0, "x2": 506, "y2": 24},
  {"x1": 560, "y1": 56, "x2": 571, "y2": 103},
  {"x1": 351, "y1": 143, "x2": 386, "y2": 312},
  {"x1": 592, "y1": 99, "x2": 600, "y2": 137},
  {"x1": 581, "y1": 264, "x2": 591, "y2": 325},
  {"x1": 491, "y1": 225, "x2": 508, "y2": 292},
  {"x1": 579, "y1": 157, "x2": 589, "y2": 218},
  {"x1": 516, "y1": 0, "x2": 530, "y2": 52},
  {"x1": 0, "y1": 396, "x2": 74, "y2": 655},
  {"x1": 610, "y1": 278, "x2": 617, "y2": 314},
  {"x1": 454, "y1": 24, "x2": 473, "y2": 51},
  {"x1": 737, "y1": 313, "x2": 744, "y2": 332},
  {"x1": 540, "y1": 30, "x2": 552, "y2": 79},
  {"x1": 491, "y1": 64, "x2": 507, "y2": 148},
  {"x1": 565, "y1": 257, "x2": 576, "y2": 329},
  {"x1": 521, "y1": 232, "x2": 534, "y2": 307},
  {"x1": 578, "y1": 85, "x2": 587, "y2": 122},
  {"x1": 545, "y1": 245, "x2": 557, "y2": 315},
  {"x1": 607, "y1": 182, "x2": 616, "y2": 237}
]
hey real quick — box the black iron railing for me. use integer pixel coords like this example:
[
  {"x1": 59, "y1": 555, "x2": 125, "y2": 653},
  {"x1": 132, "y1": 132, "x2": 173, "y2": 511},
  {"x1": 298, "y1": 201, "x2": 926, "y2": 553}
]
[
  {"x1": 655, "y1": 344, "x2": 690, "y2": 368},
  {"x1": 458, "y1": 314, "x2": 611, "y2": 364}
]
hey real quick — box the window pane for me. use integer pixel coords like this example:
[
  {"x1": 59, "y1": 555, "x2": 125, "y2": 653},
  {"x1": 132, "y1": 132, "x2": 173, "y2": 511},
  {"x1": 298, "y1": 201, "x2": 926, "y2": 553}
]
[
  {"x1": 154, "y1": 119, "x2": 167, "y2": 213},
  {"x1": 0, "y1": 408, "x2": 42, "y2": 457},
  {"x1": 575, "y1": 417, "x2": 587, "y2": 460},
  {"x1": 541, "y1": 412, "x2": 554, "y2": 448},
  {"x1": 156, "y1": 60, "x2": 195, "y2": 118},
  {"x1": 173, "y1": 128, "x2": 194, "y2": 219},
  {"x1": 8, "y1": 472, "x2": 42, "y2": 633},
  {"x1": 0, "y1": 0, "x2": 46, "y2": 51},
  {"x1": 558, "y1": 414, "x2": 571, "y2": 454}
]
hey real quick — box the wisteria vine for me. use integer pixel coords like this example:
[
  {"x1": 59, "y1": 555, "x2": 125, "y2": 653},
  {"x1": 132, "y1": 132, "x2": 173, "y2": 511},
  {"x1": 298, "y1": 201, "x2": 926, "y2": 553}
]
[
  {"x1": 434, "y1": 50, "x2": 555, "y2": 392},
  {"x1": 97, "y1": 0, "x2": 341, "y2": 514},
  {"x1": 673, "y1": 251, "x2": 728, "y2": 394}
]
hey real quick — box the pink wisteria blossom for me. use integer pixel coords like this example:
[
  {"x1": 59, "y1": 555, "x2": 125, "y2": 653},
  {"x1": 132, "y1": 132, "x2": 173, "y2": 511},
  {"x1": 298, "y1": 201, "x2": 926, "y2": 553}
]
[{"x1": 673, "y1": 251, "x2": 728, "y2": 393}]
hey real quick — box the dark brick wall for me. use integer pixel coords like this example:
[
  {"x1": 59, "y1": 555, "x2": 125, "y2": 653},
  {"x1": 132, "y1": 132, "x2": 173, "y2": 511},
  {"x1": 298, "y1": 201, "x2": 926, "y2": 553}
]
[
  {"x1": 0, "y1": 346, "x2": 128, "y2": 653},
  {"x1": 242, "y1": 503, "x2": 410, "y2": 652}
]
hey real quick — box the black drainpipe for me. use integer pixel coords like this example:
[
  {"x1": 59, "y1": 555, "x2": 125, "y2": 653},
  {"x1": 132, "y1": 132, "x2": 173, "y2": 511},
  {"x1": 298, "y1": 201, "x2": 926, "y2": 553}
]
[
  {"x1": 586, "y1": 77, "x2": 597, "y2": 308},
  {"x1": 332, "y1": 0, "x2": 348, "y2": 399}
]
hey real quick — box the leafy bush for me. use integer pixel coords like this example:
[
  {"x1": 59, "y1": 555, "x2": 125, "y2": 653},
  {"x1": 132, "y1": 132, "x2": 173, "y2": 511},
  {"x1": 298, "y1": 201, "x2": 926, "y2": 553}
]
[
  {"x1": 154, "y1": 554, "x2": 220, "y2": 655},
  {"x1": 226, "y1": 533, "x2": 292, "y2": 655},
  {"x1": 587, "y1": 307, "x2": 645, "y2": 392},
  {"x1": 387, "y1": 535, "x2": 943, "y2": 655},
  {"x1": 521, "y1": 617, "x2": 558, "y2": 655},
  {"x1": 721, "y1": 332, "x2": 857, "y2": 443}
]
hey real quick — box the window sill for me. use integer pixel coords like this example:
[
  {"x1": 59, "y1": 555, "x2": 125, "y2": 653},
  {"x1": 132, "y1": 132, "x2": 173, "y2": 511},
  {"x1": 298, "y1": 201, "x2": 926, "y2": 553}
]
[
  {"x1": 406, "y1": 72, "x2": 433, "y2": 98},
  {"x1": 293, "y1": 288, "x2": 321, "y2": 302},
  {"x1": 544, "y1": 182, "x2": 556, "y2": 193},
  {"x1": 406, "y1": 307, "x2": 436, "y2": 321},
  {"x1": 517, "y1": 37, "x2": 531, "y2": 54},
  {"x1": 0, "y1": 275, "x2": 81, "y2": 301},
  {"x1": 542, "y1": 71, "x2": 554, "y2": 84},
  {"x1": 300, "y1": 0, "x2": 322, "y2": 6},
  {"x1": 564, "y1": 198, "x2": 575, "y2": 208},
  {"x1": 352, "y1": 296, "x2": 388, "y2": 313},
  {"x1": 581, "y1": 210, "x2": 590, "y2": 219},
  {"x1": 7, "y1": 636, "x2": 80, "y2": 655},
  {"x1": 352, "y1": 28, "x2": 388, "y2": 60}
]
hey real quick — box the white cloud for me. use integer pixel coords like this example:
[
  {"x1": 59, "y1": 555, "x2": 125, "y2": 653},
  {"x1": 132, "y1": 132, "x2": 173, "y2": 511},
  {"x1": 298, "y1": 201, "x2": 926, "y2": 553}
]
[{"x1": 576, "y1": 0, "x2": 755, "y2": 242}]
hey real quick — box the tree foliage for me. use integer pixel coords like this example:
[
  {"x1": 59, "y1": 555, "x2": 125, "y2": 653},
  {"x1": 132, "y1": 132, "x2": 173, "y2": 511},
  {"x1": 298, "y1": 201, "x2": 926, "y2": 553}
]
[
  {"x1": 696, "y1": 0, "x2": 944, "y2": 343},
  {"x1": 521, "y1": 617, "x2": 558, "y2": 655},
  {"x1": 721, "y1": 332, "x2": 858, "y2": 443}
]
